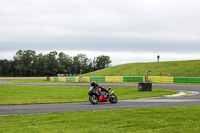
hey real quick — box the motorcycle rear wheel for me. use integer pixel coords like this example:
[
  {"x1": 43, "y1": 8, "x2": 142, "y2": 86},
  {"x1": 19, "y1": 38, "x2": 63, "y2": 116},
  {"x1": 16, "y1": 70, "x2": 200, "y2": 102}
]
[
  {"x1": 89, "y1": 95, "x2": 99, "y2": 104},
  {"x1": 109, "y1": 94, "x2": 118, "y2": 103}
]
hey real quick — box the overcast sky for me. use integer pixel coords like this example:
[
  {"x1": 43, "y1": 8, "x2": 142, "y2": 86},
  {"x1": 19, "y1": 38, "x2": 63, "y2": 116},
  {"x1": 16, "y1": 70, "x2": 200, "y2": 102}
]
[{"x1": 0, "y1": 0, "x2": 200, "y2": 66}]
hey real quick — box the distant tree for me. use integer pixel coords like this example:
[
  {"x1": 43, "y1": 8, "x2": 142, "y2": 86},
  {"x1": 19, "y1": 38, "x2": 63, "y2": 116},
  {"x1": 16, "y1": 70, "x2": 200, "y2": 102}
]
[
  {"x1": 41, "y1": 54, "x2": 50, "y2": 76},
  {"x1": 0, "y1": 59, "x2": 11, "y2": 76},
  {"x1": 58, "y1": 52, "x2": 72, "y2": 74},
  {"x1": 45, "y1": 51, "x2": 58, "y2": 76},
  {"x1": 86, "y1": 60, "x2": 94, "y2": 73},
  {"x1": 13, "y1": 50, "x2": 36, "y2": 76},
  {"x1": 13, "y1": 50, "x2": 23, "y2": 76},
  {"x1": 0, "y1": 60, "x2": 4, "y2": 76},
  {"x1": 72, "y1": 54, "x2": 90, "y2": 74},
  {"x1": 23, "y1": 50, "x2": 36, "y2": 76},
  {"x1": 34, "y1": 53, "x2": 44, "y2": 76},
  {"x1": 0, "y1": 50, "x2": 113, "y2": 76},
  {"x1": 93, "y1": 55, "x2": 111, "y2": 70},
  {"x1": 0, "y1": 60, "x2": 2, "y2": 76}
]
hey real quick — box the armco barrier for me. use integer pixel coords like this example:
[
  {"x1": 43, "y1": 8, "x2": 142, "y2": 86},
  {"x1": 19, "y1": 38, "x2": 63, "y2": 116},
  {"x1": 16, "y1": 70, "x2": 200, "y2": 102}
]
[
  {"x1": 148, "y1": 76, "x2": 173, "y2": 83},
  {"x1": 105, "y1": 76, "x2": 123, "y2": 82},
  {"x1": 49, "y1": 77, "x2": 80, "y2": 82},
  {"x1": 50, "y1": 77, "x2": 54, "y2": 81},
  {"x1": 59, "y1": 77, "x2": 66, "y2": 82},
  {"x1": 50, "y1": 76, "x2": 144, "y2": 83},
  {"x1": 75, "y1": 77, "x2": 80, "y2": 82},
  {"x1": 174, "y1": 77, "x2": 200, "y2": 83},
  {"x1": 90, "y1": 76, "x2": 105, "y2": 82},
  {"x1": 53, "y1": 77, "x2": 59, "y2": 82},
  {"x1": 123, "y1": 76, "x2": 144, "y2": 82},
  {"x1": 82, "y1": 77, "x2": 90, "y2": 82},
  {"x1": 66, "y1": 77, "x2": 75, "y2": 82},
  {"x1": 49, "y1": 76, "x2": 200, "y2": 83}
]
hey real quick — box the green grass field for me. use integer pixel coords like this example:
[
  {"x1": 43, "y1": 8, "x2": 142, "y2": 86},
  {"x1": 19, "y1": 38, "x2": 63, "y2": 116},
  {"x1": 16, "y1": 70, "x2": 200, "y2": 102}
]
[
  {"x1": 0, "y1": 106, "x2": 200, "y2": 133},
  {"x1": 0, "y1": 85, "x2": 178, "y2": 105},
  {"x1": 1, "y1": 60, "x2": 199, "y2": 132},
  {"x1": 82, "y1": 60, "x2": 200, "y2": 77}
]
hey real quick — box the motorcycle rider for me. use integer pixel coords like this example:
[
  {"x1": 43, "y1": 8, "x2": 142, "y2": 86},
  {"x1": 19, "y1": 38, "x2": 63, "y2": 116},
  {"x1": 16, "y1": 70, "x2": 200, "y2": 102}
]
[{"x1": 91, "y1": 81, "x2": 110, "y2": 96}]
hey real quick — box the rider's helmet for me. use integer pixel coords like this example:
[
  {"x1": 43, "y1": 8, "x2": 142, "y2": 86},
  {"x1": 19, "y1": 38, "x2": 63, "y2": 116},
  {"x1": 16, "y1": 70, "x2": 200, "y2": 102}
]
[{"x1": 91, "y1": 81, "x2": 96, "y2": 86}]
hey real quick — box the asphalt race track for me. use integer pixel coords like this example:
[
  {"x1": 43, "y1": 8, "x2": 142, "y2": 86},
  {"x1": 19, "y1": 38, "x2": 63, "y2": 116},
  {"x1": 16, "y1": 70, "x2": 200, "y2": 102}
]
[{"x1": 0, "y1": 80, "x2": 200, "y2": 115}]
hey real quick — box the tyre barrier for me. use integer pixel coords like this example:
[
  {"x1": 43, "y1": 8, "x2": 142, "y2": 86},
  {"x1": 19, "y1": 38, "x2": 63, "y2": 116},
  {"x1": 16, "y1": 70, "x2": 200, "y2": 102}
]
[
  {"x1": 148, "y1": 76, "x2": 174, "y2": 83},
  {"x1": 174, "y1": 77, "x2": 200, "y2": 83},
  {"x1": 50, "y1": 76, "x2": 144, "y2": 83},
  {"x1": 49, "y1": 76, "x2": 200, "y2": 83}
]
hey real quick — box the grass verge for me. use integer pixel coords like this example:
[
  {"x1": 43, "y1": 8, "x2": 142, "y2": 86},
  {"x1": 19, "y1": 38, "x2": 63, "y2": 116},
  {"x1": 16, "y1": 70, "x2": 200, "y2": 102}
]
[
  {"x1": 0, "y1": 85, "x2": 178, "y2": 105},
  {"x1": 2, "y1": 79, "x2": 68, "y2": 84},
  {"x1": 0, "y1": 106, "x2": 200, "y2": 133}
]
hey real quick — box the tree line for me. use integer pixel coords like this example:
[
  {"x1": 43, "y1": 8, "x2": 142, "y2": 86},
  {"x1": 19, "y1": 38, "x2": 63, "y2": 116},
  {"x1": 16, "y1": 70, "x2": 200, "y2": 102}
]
[{"x1": 0, "y1": 50, "x2": 112, "y2": 77}]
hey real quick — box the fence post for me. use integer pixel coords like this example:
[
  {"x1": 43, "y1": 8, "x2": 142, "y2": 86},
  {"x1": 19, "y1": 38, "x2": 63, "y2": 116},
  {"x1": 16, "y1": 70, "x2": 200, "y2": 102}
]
[{"x1": 160, "y1": 72, "x2": 162, "y2": 76}]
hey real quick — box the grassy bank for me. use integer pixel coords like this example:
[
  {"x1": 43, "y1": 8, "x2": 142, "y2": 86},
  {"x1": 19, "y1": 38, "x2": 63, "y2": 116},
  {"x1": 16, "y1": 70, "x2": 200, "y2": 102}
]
[
  {"x1": 0, "y1": 85, "x2": 178, "y2": 105},
  {"x1": 82, "y1": 60, "x2": 200, "y2": 77},
  {"x1": 0, "y1": 106, "x2": 200, "y2": 133}
]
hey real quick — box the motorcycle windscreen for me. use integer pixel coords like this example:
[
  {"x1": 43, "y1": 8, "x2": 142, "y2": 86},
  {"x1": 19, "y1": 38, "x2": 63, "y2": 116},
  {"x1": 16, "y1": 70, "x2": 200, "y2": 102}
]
[{"x1": 88, "y1": 87, "x2": 93, "y2": 92}]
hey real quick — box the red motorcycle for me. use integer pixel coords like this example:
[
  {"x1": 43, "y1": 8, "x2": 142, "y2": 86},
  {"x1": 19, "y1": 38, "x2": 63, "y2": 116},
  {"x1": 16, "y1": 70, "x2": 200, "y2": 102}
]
[{"x1": 88, "y1": 86, "x2": 118, "y2": 104}]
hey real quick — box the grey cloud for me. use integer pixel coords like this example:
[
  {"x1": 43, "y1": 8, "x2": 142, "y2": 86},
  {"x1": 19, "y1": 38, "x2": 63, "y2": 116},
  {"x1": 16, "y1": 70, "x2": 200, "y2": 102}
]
[
  {"x1": 1, "y1": 36, "x2": 199, "y2": 54},
  {"x1": 0, "y1": 0, "x2": 200, "y2": 54}
]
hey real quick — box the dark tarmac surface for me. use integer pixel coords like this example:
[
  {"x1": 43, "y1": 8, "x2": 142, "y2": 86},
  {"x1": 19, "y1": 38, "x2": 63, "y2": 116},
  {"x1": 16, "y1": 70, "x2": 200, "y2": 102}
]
[{"x1": 0, "y1": 80, "x2": 200, "y2": 115}]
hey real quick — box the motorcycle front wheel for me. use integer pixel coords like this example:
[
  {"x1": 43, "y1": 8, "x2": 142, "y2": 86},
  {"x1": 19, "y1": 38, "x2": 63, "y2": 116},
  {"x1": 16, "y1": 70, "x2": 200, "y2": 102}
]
[
  {"x1": 109, "y1": 94, "x2": 118, "y2": 103},
  {"x1": 89, "y1": 95, "x2": 99, "y2": 104}
]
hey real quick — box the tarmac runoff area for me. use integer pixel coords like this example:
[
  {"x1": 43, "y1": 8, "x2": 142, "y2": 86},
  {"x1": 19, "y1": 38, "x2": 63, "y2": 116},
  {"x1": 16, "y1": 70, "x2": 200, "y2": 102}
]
[
  {"x1": 165, "y1": 91, "x2": 199, "y2": 97},
  {"x1": 0, "y1": 82, "x2": 200, "y2": 115}
]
